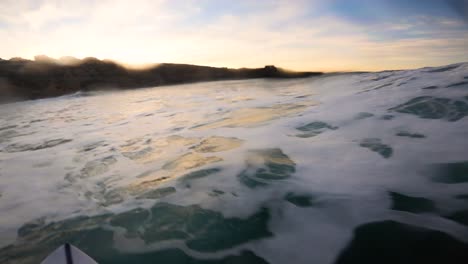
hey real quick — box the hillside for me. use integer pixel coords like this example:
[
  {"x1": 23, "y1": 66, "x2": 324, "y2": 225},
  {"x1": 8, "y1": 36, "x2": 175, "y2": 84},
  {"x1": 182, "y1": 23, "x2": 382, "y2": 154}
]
[{"x1": 0, "y1": 56, "x2": 321, "y2": 101}]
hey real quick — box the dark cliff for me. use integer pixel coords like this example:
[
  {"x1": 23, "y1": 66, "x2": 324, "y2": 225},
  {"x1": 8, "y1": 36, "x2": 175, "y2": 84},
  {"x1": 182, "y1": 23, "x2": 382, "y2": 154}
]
[{"x1": 0, "y1": 56, "x2": 322, "y2": 101}]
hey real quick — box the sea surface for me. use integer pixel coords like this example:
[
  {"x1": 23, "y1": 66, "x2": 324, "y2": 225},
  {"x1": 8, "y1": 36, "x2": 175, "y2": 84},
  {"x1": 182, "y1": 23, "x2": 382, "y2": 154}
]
[{"x1": 1, "y1": 63, "x2": 468, "y2": 263}]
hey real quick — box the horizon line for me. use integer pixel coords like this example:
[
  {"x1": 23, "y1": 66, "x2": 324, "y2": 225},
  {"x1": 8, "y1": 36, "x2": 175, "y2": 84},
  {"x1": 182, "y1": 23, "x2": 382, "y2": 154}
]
[{"x1": 1, "y1": 54, "x2": 466, "y2": 74}]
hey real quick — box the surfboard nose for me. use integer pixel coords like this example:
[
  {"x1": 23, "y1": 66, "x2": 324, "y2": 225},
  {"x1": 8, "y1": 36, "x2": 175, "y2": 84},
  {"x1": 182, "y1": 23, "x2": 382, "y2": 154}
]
[{"x1": 41, "y1": 243, "x2": 98, "y2": 264}]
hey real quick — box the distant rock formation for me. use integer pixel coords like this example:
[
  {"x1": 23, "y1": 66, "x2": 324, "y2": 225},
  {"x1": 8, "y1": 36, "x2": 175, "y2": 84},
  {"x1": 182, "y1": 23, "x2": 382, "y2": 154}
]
[{"x1": 0, "y1": 56, "x2": 322, "y2": 102}]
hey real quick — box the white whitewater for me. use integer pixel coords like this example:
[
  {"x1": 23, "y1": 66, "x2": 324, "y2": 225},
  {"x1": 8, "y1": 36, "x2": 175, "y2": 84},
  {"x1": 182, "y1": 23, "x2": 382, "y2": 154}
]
[{"x1": 0, "y1": 63, "x2": 467, "y2": 263}]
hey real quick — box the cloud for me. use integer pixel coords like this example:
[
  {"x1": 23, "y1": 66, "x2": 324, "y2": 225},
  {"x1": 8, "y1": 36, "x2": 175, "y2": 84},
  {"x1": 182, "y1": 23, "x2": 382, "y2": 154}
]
[{"x1": 0, "y1": 0, "x2": 467, "y2": 71}]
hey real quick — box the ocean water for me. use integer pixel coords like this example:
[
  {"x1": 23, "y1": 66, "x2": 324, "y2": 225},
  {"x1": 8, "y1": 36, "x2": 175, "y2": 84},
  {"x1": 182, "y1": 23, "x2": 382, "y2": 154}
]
[{"x1": 1, "y1": 63, "x2": 468, "y2": 263}]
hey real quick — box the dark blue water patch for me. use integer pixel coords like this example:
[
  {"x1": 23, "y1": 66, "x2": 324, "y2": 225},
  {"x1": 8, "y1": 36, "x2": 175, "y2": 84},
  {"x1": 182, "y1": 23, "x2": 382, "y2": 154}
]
[
  {"x1": 446, "y1": 210, "x2": 468, "y2": 226},
  {"x1": 3, "y1": 203, "x2": 272, "y2": 263},
  {"x1": 136, "y1": 170, "x2": 169, "y2": 180},
  {"x1": 79, "y1": 156, "x2": 117, "y2": 178},
  {"x1": 380, "y1": 114, "x2": 395, "y2": 120},
  {"x1": 80, "y1": 141, "x2": 108, "y2": 152},
  {"x1": 421, "y1": 85, "x2": 438, "y2": 90},
  {"x1": 447, "y1": 81, "x2": 468, "y2": 88},
  {"x1": 395, "y1": 131, "x2": 426, "y2": 138},
  {"x1": 359, "y1": 138, "x2": 393, "y2": 158},
  {"x1": 179, "y1": 168, "x2": 222, "y2": 183},
  {"x1": 284, "y1": 193, "x2": 316, "y2": 207},
  {"x1": 3, "y1": 138, "x2": 73, "y2": 153},
  {"x1": 0, "y1": 125, "x2": 17, "y2": 131},
  {"x1": 0, "y1": 130, "x2": 19, "y2": 143},
  {"x1": 136, "y1": 187, "x2": 176, "y2": 199},
  {"x1": 110, "y1": 208, "x2": 150, "y2": 233},
  {"x1": 426, "y1": 64, "x2": 461, "y2": 73},
  {"x1": 18, "y1": 214, "x2": 112, "y2": 242},
  {"x1": 172, "y1": 126, "x2": 185, "y2": 132},
  {"x1": 372, "y1": 82, "x2": 393, "y2": 90},
  {"x1": 389, "y1": 96, "x2": 468, "y2": 122},
  {"x1": 465, "y1": 76, "x2": 468, "y2": 79},
  {"x1": 397, "y1": 77, "x2": 417, "y2": 87},
  {"x1": 295, "y1": 121, "x2": 338, "y2": 138},
  {"x1": 190, "y1": 118, "x2": 228, "y2": 129},
  {"x1": 136, "y1": 112, "x2": 155, "y2": 118},
  {"x1": 354, "y1": 112, "x2": 374, "y2": 120},
  {"x1": 455, "y1": 194, "x2": 468, "y2": 200},
  {"x1": 238, "y1": 148, "x2": 295, "y2": 188},
  {"x1": 335, "y1": 220, "x2": 468, "y2": 264},
  {"x1": 371, "y1": 74, "x2": 393, "y2": 81},
  {"x1": 431, "y1": 161, "x2": 468, "y2": 184},
  {"x1": 209, "y1": 189, "x2": 225, "y2": 197},
  {"x1": 389, "y1": 192, "x2": 435, "y2": 213},
  {"x1": 101, "y1": 189, "x2": 124, "y2": 206},
  {"x1": 238, "y1": 173, "x2": 268, "y2": 188},
  {"x1": 296, "y1": 121, "x2": 338, "y2": 131},
  {"x1": 145, "y1": 204, "x2": 272, "y2": 252},
  {"x1": 30, "y1": 118, "x2": 46, "y2": 123}
]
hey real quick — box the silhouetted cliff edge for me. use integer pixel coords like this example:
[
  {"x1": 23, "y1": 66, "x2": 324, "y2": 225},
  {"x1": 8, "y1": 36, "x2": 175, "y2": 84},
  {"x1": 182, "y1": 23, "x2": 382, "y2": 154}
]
[{"x1": 0, "y1": 56, "x2": 322, "y2": 101}]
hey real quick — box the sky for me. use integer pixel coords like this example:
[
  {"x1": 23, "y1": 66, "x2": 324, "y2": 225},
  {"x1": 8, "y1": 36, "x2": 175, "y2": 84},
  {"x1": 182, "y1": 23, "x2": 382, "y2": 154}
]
[{"x1": 0, "y1": 0, "x2": 468, "y2": 71}]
